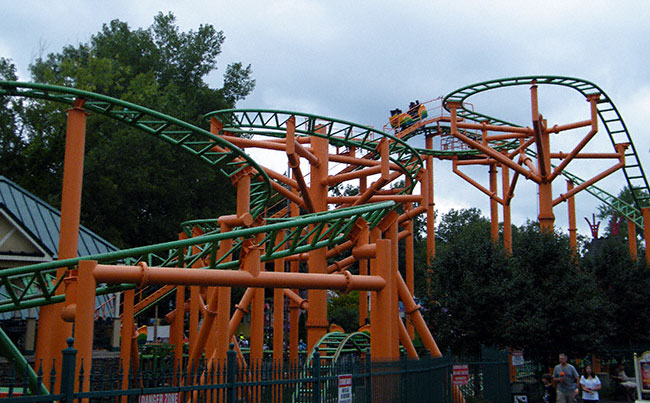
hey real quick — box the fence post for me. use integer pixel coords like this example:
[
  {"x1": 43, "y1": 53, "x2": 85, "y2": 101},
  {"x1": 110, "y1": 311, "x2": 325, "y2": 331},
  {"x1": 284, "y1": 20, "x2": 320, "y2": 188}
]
[
  {"x1": 365, "y1": 350, "x2": 372, "y2": 403},
  {"x1": 401, "y1": 353, "x2": 408, "y2": 402},
  {"x1": 312, "y1": 351, "x2": 320, "y2": 403},
  {"x1": 227, "y1": 343, "x2": 236, "y2": 403},
  {"x1": 61, "y1": 337, "x2": 77, "y2": 401}
]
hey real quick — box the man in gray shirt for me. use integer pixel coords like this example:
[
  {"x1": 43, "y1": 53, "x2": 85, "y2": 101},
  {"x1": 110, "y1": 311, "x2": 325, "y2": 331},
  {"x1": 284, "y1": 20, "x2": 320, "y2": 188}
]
[{"x1": 552, "y1": 353, "x2": 580, "y2": 403}]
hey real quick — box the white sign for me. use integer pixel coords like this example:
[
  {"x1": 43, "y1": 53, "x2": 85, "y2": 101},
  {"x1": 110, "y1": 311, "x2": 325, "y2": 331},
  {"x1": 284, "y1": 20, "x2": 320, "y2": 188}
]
[
  {"x1": 512, "y1": 350, "x2": 524, "y2": 366},
  {"x1": 338, "y1": 374, "x2": 352, "y2": 403},
  {"x1": 452, "y1": 365, "x2": 470, "y2": 385},
  {"x1": 139, "y1": 393, "x2": 179, "y2": 403}
]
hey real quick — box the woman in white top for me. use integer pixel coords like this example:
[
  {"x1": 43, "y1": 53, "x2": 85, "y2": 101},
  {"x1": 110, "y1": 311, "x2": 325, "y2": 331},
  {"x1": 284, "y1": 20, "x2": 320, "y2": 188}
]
[{"x1": 580, "y1": 365, "x2": 602, "y2": 401}]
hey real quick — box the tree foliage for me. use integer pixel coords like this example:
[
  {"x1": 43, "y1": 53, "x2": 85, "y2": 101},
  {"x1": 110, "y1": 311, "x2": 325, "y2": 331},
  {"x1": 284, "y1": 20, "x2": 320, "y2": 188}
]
[
  {"x1": 1, "y1": 13, "x2": 255, "y2": 247},
  {"x1": 425, "y1": 209, "x2": 649, "y2": 358}
]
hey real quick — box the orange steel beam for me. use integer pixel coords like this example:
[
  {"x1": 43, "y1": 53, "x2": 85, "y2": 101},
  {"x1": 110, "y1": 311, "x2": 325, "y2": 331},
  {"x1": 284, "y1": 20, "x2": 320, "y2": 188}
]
[
  {"x1": 273, "y1": 231, "x2": 285, "y2": 365},
  {"x1": 448, "y1": 103, "x2": 541, "y2": 183},
  {"x1": 132, "y1": 284, "x2": 175, "y2": 315},
  {"x1": 283, "y1": 289, "x2": 308, "y2": 310},
  {"x1": 220, "y1": 134, "x2": 289, "y2": 151},
  {"x1": 455, "y1": 159, "x2": 494, "y2": 166},
  {"x1": 75, "y1": 260, "x2": 97, "y2": 395},
  {"x1": 398, "y1": 318, "x2": 418, "y2": 359},
  {"x1": 550, "y1": 152, "x2": 622, "y2": 159},
  {"x1": 399, "y1": 205, "x2": 427, "y2": 224},
  {"x1": 405, "y1": 201, "x2": 415, "y2": 339},
  {"x1": 119, "y1": 289, "x2": 135, "y2": 395},
  {"x1": 328, "y1": 194, "x2": 422, "y2": 204},
  {"x1": 483, "y1": 132, "x2": 530, "y2": 141},
  {"x1": 228, "y1": 287, "x2": 255, "y2": 338},
  {"x1": 327, "y1": 255, "x2": 356, "y2": 273},
  {"x1": 328, "y1": 153, "x2": 382, "y2": 167},
  {"x1": 289, "y1": 191, "x2": 300, "y2": 362},
  {"x1": 270, "y1": 180, "x2": 306, "y2": 208},
  {"x1": 455, "y1": 121, "x2": 532, "y2": 135},
  {"x1": 395, "y1": 272, "x2": 441, "y2": 357},
  {"x1": 502, "y1": 165, "x2": 512, "y2": 253},
  {"x1": 425, "y1": 135, "x2": 435, "y2": 264},
  {"x1": 567, "y1": 181, "x2": 578, "y2": 254},
  {"x1": 37, "y1": 99, "x2": 87, "y2": 391},
  {"x1": 262, "y1": 166, "x2": 299, "y2": 189},
  {"x1": 507, "y1": 137, "x2": 536, "y2": 159},
  {"x1": 628, "y1": 218, "x2": 638, "y2": 261},
  {"x1": 490, "y1": 163, "x2": 499, "y2": 242},
  {"x1": 371, "y1": 238, "x2": 394, "y2": 360},
  {"x1": 351, "y1": 139, "x2": 391, "y2": 207},
  {"x1": 324, "y1": 165, "x2": 383, "y2": 186},
  {"x1": 453, "y1": 160, "x2": 505, "y2": 205},
  {"x1": 306, "y1": 131, "x2": 329, "y2": 352},
  {"x1": 548, "y1": 95, "x2": 599, "y2": 181},
  {"x1": 357, "y1": 211, "x2": 369, "y2": 328},
  {"x1": 286, "y1": 116, "x2": 316, "y2": 213},
  {"x1": 553, "y1": 160, "x2": 626, "y2": 206},
  {"x1": 546, "y1": 119, "x2": 593, "y2": 134}
]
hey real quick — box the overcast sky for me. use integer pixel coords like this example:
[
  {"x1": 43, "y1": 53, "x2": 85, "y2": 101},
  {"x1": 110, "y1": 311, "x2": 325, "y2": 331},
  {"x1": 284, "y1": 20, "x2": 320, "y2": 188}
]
[{"x1": 2, "y1": 0, "x2": 649, "y2": 240}]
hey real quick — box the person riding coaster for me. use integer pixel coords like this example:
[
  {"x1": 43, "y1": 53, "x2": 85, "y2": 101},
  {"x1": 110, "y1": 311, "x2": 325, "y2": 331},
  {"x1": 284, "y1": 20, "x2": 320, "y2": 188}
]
[{"x1": 389, "y1": 103, "x2": 428, "y2": 130}]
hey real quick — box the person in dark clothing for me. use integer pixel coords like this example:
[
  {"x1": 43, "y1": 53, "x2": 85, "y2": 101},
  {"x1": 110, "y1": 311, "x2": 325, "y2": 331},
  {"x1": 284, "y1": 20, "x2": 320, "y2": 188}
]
[{"x1": 542, "y1": 373, "x2": 557, "y2": 403}]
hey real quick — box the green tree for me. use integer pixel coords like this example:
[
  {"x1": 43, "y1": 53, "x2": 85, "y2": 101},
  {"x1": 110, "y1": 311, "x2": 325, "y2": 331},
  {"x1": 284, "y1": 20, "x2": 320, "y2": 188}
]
[
  {"x1": 505, "y1": 222, "x2": 606, "y2": 358},
  {"x1": 11, "y1": 13, "x2": 255, "y2": 247},
  {"x1": 581, "y1": 236, "x2": 650, "y2": 347},
  {"x1": 428, "y1": 208, "x2": 509, "y2": 354},
  {"x1": 0, "y1": 58, "x2": 27, "y2": 182},
  {"x1": 327, "y1": 291, "x2": 360, "y2": 333}
]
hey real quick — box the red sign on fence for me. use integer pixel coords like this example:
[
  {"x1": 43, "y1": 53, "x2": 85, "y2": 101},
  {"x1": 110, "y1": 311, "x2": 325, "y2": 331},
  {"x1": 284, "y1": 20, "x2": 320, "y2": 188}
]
[
  {"x1": 139, "y1": 392, "x2": 180, "y2": 403},
  {"x1": 452, "y1": 364, "x2": 470, "y2": 385}
]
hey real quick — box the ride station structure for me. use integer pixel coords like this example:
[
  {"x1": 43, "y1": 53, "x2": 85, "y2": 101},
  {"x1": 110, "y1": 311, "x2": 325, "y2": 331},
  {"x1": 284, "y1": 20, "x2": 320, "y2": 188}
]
[{"x1": 0, "y1": 76, "x2": 649, "y2": 400}]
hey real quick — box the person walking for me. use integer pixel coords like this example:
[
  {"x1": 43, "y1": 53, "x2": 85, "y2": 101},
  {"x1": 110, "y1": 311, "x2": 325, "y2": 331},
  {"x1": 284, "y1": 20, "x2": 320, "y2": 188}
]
[
  {"x1": 579, "y1": 364, "x2": 602, "y2": 402},
  {"x1": 552, "y1": 353, "x2": 580, "y2": 403},
  {"x1": 542, "y1": 373, "x2": 557, "y2": 403}
]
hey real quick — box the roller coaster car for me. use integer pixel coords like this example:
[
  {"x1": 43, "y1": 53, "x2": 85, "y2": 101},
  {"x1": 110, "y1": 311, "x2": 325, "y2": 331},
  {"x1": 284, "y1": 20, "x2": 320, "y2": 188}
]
[{"x1": 389, "y1": 105, "x2": 428, "y2": 130}]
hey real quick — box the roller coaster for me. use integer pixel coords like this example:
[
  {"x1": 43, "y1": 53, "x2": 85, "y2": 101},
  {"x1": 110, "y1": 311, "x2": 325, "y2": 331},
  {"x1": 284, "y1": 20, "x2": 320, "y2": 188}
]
[{"x1": 0, "y1": 75, "x2": 648, "y2": 399}]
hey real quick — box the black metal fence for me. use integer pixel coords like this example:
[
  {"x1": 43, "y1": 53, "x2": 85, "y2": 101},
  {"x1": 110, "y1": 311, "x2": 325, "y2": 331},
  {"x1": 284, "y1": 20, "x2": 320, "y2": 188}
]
[{"x1": 1, "y1": 341, "x2": 510, "y2": 402}]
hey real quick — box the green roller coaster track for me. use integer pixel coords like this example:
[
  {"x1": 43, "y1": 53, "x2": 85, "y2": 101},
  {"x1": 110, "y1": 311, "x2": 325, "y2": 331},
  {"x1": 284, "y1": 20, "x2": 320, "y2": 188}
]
[
  {"x1": 0, "y1": 77, "x2": 647, "y2": 391},
  {"x1": 292, "y1": 331, "x2": 371, "y2": 403},
  {"x1": 440, "y1": 75, "x2": 650, "y2": 227}
]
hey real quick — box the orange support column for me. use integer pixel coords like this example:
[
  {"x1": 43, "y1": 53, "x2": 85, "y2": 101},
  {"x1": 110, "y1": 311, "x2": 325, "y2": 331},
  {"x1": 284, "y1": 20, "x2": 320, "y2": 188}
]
[
  {"x1": 405, "y1": 202, "x2": 415, "y2": 339},
  {"x1": 272, "y1": 232, "x2": 285, "y2": 403},
  {"x1": 172, "y1": 284, "x2": 185, "y2": 368},
  {"x1": 36, "y1": 99, "x2": 88, "y2": 389},
  {"x1": 120, "y1": 289, "x2": 135, "y2": 393},
  {"x1": 531, "y1": 83, "x2": 555, "y2": 232},
  {"x1": 371, "y1": 239, "x2": 393, "y2": 360},
  {"x1": 567, "y1": 181, "x2": 578, "y2": 254},
  {"x1": 358, "y1": 176, "x2": 369, "y2": 328},
  {"x1": 644, "y1": 207, "x2": 650, "y2": 266},
  {"x1": 306, "y1": 133, "x2": 329, "y2": 352},
  {"x1": 388, "y1": 218, "x2": 400, "y2": 358},
  {"x1": 425, "y1": 135, "x2": 435, "y2": 264},
  {"x1": 75, "y1": 260, "x2": 97, "y2": 395},
  {"x1": 502, "y1": 165, "x2": 512, "y2": 253},
  {"x1": 273, "y1": 232, "x2": 286, "y2": 363},
  {"x1": 289, "y1": 192, "x2": 300, "y2": 362},
  {"x1": 628, "y1": 218, "x2": 638, "y2": 261},
  {"x1": 489, "y1": 163, "x2": 499, "y2": 242}
]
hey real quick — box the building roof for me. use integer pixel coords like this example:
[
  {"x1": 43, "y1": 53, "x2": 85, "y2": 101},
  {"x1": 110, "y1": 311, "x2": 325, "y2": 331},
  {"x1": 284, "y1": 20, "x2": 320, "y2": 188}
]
[
  {"x1": 0, "y1": 176, "x2": 119, "y2": 319},
  {"x1": 0, "y1": 176, "x2": 118, "y2": 258}
]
